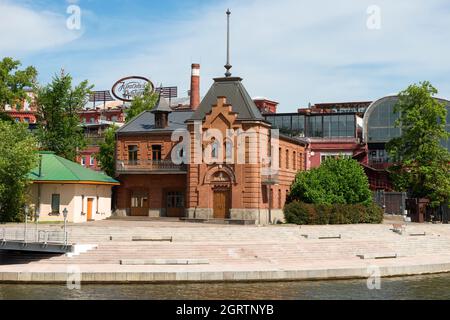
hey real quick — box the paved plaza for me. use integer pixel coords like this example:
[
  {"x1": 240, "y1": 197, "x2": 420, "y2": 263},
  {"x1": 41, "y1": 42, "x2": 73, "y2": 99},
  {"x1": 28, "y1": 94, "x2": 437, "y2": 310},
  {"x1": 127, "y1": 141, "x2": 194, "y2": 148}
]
[{"x1": 1, "y1": 218, "x2": 450, "y2": 283}]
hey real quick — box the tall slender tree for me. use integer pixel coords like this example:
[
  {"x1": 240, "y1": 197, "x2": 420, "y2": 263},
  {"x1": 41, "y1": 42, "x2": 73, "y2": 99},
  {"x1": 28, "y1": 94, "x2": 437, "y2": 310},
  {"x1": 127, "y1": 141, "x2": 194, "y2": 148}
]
[
  {"x1": 387, "y1": 81, "x2": 450, "y2": 207},
  {"x1": 34, "y1": 71, "x2": 92, "y2": 161},
  {"x1": 95, "y1": 125, "x2": 118, "y2": 177},
  {"x1": 0, "y1": 121, "x2": 38, "y2": 222}
]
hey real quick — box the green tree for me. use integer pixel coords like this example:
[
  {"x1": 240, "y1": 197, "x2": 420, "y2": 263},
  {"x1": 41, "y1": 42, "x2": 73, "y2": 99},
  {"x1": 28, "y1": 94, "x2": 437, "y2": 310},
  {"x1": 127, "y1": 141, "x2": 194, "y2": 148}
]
[
  {"x1": 0, "y1": 121, "x2": 38, "y2": 222},
  {"x1": 35, "y1": 71, "x2": 92, "y2": 161},
  {"x1": 386, "y1": 81, "x2": 450, "y2": 207},
  {"x1": 0, "y1": 57, "x2": 37, "y2": 110},
  {"x1": 289, "y1": 157, "x2": 373, "y2": 206},
  {"x1": 125, "y1": 84, "x2": 159, "y2": 122},
  {"x1": 95, "y1": 125, "x2": 118, "y2": 177},
  {"x1": 0, "y1": 111, "x2": 13, "y2": 123}
]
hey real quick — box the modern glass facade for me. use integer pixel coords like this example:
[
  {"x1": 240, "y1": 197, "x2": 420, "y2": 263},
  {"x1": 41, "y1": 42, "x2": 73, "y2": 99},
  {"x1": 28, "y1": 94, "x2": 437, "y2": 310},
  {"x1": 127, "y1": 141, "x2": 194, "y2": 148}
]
[
  {"x1": 264, "y1": 113, "x2": 356, "y2": 138},
  {"x1": 264, "y1": 114, "x2": 306, "y2": 137},
  {"x1": 364, "y1": 96, "x2": 450, "y2": 151}
]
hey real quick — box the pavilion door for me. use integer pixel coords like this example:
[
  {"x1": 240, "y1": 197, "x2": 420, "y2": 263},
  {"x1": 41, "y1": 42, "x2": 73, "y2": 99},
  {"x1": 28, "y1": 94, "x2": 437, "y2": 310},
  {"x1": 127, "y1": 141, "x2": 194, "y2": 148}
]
[
  {"x1": 213, "y1": 190, "x2": 230, "y2": 219},
  {"x1": 87, "y1": 198, "x2": 94, "y2": 221}
]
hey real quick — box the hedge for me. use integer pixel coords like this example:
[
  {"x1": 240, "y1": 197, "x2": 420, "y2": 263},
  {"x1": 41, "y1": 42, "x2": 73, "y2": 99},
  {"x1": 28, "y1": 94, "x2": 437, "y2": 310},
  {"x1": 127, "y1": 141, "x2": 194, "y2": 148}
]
[{"x1": 283, "y1": 201, "x2": 384, "y2": 225}]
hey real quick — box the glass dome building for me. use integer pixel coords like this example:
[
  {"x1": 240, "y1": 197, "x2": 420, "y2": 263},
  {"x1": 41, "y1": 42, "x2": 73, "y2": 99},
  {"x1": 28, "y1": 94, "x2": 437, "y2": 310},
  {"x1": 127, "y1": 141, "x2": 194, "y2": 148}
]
[{"x1": 363, "y1": 95, "x2": 450, "y2": 166}]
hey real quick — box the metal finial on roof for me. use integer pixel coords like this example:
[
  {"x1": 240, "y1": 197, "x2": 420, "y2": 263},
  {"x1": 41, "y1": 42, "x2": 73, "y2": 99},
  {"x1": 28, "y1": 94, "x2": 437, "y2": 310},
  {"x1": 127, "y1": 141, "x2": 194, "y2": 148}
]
[{"x1": 224, "y1": 9, "x2": 232, "y2": 77}]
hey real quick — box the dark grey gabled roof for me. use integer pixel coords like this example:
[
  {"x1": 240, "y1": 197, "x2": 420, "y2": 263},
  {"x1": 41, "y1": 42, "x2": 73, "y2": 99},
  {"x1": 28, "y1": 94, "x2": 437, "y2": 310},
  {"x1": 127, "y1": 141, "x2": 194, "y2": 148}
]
[
  {"x1": 189, "y1": 77, "x2": 264, "y2": 121},
  {"x1": 117, "y1": 110, "x2": 193, "y2": 135}
]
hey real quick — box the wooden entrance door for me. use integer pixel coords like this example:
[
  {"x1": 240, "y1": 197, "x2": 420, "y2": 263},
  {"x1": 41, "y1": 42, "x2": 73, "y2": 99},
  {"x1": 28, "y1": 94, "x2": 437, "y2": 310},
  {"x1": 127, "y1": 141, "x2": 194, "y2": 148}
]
[
  {"x1": 130, "y1": 191, "x2": 149, "y2": 216},
  {"x1": 166, "y1": 191, "x2": 185, "y2": 218},
  {"x1": 87, "y1": 198, "x2": 94, "y2": 221},
  {"x1": 213, "y1": 190, "x2": 230, "y2": 219}
]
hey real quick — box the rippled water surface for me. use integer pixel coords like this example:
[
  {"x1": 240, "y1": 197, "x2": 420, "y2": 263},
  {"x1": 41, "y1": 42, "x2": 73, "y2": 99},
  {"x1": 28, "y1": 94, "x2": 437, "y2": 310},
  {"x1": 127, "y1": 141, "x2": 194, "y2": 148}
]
[{"x1": 1, "y1": 273, "x2": 450, "y2": 300}]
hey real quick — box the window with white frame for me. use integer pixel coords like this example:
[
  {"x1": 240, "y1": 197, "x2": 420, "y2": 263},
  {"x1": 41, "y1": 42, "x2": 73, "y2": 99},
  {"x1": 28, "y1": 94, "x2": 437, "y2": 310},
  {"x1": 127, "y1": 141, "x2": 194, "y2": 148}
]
[{"x1": 320, "y1": 152, "x2": 352, "y2": 164}]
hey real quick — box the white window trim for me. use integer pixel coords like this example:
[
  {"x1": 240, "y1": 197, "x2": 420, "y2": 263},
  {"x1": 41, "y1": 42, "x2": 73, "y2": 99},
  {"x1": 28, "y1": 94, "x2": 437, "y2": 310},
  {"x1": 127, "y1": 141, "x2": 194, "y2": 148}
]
[{"x1": 320, "y1": 152, "x2": 353, "y2": 164}]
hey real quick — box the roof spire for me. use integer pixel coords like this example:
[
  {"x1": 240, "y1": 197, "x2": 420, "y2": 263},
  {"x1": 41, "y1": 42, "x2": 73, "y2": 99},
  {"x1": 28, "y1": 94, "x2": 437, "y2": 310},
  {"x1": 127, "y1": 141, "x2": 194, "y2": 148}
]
[{"x1": 224, "y1": 9, "x2": 232, "y2": 77}]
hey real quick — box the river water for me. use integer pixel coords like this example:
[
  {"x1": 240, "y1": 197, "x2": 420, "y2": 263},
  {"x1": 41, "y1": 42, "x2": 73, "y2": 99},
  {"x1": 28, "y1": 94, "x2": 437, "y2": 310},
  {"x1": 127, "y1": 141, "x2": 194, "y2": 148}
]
[{"x1": 0, "y1": 273, "x2": 449, "y2": 300}]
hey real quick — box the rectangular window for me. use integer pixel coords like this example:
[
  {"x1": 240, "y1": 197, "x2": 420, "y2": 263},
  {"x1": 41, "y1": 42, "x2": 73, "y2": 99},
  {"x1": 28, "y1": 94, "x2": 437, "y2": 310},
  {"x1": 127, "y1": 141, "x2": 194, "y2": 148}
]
[
  {"x1": 299, "y1": 153, "x2": 303, "y2": 170},
  {"x1": 81, "y1": 157, "x2": 86, "y2": 166},
  {"x1": 293, "y1": 151, "x2": 297, "y2": 171},
  {"x1": 90, "y1": 156, "x2": 95, "y2": 166},
  {"x1": 131, "y1": 193, "x2": 148, "y2": 208},
  {"x1": 167, "y1": 192, "x2": 184, "y2": 208},
  {"x1": 51, "y1": 194, "x2": 60, "y2": 214},
  {"x1": 278, "y1": 189, "x2": 282, "y2": 209},
  {"x1": 279, "y1": 148, "x2": 282, "y2": 169},
  {"x1": 286, "y1": 149, "x2": 289, "y2": 169},
  {"x1": 152, "y1": 145, "x2": 162, "y2": 161},
  {"x1": 128, "y1": 145, "x2": 138, "y2": 164}
]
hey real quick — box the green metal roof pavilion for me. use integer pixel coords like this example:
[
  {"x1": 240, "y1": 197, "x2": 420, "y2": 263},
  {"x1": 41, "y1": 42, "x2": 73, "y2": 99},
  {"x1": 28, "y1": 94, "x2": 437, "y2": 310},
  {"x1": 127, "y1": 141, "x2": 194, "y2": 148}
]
[{"x1": 29, "y1": 152, "x2": 119, "y2": 185}]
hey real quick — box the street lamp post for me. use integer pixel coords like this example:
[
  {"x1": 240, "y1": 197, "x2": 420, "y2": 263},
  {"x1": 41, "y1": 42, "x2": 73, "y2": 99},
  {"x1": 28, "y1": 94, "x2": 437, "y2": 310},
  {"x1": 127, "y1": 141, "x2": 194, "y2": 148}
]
[
  {"x1": 35, "y1": 206, "x2": 40, "y2": 242},
  {"x1": 63, "y1": 208, "x2": 68, "y2": 246},
  {"x1": 24, "y1": 205, "x2": 29, "y2": 243}
]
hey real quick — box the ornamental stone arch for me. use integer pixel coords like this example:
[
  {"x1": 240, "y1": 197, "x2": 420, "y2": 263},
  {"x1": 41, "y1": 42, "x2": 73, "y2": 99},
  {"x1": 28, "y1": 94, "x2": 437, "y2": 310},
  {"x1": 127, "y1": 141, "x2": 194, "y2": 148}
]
[{"x1": 202, "y1": 165, "x2": 237, "y2": 186}]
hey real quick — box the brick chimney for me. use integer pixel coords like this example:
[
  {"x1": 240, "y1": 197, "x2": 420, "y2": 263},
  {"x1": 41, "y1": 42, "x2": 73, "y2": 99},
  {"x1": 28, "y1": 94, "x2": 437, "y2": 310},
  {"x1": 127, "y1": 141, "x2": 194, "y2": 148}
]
[{"x1": 190, "y1": 63, "x2": 200, "y2": 110}]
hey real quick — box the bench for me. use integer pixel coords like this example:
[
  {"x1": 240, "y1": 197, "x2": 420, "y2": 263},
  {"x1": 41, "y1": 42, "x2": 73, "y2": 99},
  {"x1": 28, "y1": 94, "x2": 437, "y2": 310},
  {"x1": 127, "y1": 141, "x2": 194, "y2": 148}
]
[
  {"x1": 392, "y1": 224, "x2": 406, "y2": 235},
  {"x1": 409, "y1": 232, "x2": 427, "y2": 237},
  {"x1": 318, "y1": 234, "x2": 342, "y2": 240},
  {"x1": 301, "y1": 234, "x2": 342, "y2": 240},
  {"x1": 120, "y1": 259, "x2": 209, "y2": 265},
  {"x1": 357, "y1": 253, "x2": 398, "y2": 260},
  {"x1": 131, "y1": 236, "x2": 173, "y2": 242}
]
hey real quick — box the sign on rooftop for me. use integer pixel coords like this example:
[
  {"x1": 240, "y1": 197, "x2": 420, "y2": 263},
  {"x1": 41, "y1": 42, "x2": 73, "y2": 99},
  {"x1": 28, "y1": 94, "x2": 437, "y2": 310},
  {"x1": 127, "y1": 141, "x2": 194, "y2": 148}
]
[{"x1": 111, "y1": 76, "x2": 154, "y2": 102}]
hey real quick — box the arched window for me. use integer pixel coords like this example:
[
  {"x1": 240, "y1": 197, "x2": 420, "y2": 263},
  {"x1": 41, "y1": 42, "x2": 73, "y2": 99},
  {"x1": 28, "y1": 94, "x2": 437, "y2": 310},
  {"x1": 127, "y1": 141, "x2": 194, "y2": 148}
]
[
  {"x1": 286, "y1": 149, "x2": 289, "y2": 169},
  {"x1": 293, "y1": 151, "x2": 296, "y2": 171},
  {"x1": 211, "y1": 140, "x2": 219, "y2": 159},
  {"x1": 225, "y1": 139, "x2": 233, "y2": 160}
]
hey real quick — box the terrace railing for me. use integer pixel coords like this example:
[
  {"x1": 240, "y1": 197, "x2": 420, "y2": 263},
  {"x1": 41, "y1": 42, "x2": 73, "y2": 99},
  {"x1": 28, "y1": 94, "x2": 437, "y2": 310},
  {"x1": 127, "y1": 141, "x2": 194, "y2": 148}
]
[{"x1": 116, "y1": 160, "x2": 187, "y2": 174}]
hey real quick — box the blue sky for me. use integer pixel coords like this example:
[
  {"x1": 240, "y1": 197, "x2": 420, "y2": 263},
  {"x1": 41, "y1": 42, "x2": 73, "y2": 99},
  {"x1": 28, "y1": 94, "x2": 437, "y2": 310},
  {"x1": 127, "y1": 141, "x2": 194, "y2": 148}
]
[{"x1": 1, "y1": 0, "x2": 450, "y2": 112}]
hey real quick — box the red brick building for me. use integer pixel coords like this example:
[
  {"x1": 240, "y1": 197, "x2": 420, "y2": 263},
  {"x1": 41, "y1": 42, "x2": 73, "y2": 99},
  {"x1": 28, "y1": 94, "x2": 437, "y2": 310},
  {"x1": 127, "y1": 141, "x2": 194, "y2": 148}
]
[
  {"x1": 4, "y1": 89, "x2": 37, "y2": 124},
  {"x1": 115, "y1": 69, "x2": 308, "y2": 224}
]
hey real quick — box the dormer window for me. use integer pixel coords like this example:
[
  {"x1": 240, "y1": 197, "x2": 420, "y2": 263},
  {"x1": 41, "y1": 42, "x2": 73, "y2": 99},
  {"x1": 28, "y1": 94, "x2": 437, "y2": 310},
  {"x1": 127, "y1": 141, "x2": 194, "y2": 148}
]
[{"x1": 151, "y1": 91, "x2": 172, "y2": 129}]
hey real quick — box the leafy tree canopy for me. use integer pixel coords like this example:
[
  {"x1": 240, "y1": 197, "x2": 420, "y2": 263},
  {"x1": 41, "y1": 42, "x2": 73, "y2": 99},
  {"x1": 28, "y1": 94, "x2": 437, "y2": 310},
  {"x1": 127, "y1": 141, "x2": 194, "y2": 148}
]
[
  {"x1": 125, "y1": 84, "x2": 159, "y2": 122},
  {"x1": 34, "y1": 71, "x2": 92, "y2": 161},
  {"x1": 289, "y1": 157, "x2": 373, "y2": 206},
  {"x1": 387, "y1": 81, "x2": 450, "y2": 207},
  {"x1": 95, "y1": 125, "x2": 118, "y2": 177},
  {"x1": 0, "y1": 121, "x2": 38, "y2": 222},
  {"x1": 0, "y1": 57, "x2": 37, "y2": 110}
]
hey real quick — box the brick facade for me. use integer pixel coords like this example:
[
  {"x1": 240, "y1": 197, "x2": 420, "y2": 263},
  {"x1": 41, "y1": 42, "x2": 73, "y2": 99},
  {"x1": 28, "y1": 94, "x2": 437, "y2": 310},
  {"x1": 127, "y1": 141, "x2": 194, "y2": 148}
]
[{"x1": 115, "y1": 96, "x2": 307, "y2": 224}]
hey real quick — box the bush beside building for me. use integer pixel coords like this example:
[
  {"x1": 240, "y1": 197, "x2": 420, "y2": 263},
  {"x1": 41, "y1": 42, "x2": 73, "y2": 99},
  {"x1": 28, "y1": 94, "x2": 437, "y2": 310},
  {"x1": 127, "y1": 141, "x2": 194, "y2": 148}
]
[
  {"x1": 285, "y1": 157, "x2": 383, "y2": 225},
  {"x1": 284, "y1": 201, "x2": 384, "y2": 225}
]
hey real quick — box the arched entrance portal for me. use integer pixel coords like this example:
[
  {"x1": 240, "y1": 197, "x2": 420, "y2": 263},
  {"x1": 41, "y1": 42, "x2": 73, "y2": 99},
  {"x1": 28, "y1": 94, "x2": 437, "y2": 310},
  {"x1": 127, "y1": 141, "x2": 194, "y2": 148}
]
[{"x1": 210, "y1": 171, "x2": 232, "y2": 219}]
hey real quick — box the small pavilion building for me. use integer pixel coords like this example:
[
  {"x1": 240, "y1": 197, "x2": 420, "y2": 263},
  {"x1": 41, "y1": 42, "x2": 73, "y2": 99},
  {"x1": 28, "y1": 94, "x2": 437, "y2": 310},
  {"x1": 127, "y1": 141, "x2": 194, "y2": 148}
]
[{"x1": 29, "y1": 152, "x2": 120, "y2": 223}]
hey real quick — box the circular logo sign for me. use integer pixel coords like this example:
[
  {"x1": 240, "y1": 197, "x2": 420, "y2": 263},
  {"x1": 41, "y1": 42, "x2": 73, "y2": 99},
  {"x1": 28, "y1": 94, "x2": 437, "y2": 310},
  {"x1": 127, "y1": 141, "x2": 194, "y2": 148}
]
[{"x1": 111, "y1": 76, "x2": 154, "y2": 102}]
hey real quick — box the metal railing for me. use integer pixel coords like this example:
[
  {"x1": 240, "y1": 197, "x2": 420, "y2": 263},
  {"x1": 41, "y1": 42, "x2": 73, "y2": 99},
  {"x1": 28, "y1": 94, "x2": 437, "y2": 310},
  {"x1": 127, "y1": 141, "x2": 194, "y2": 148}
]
[
  {"x1": 116, "y1": 160, "x2": 187, "y2": 173},
  {"x1": 1, "y1": 228, "x2": 68, "y2": 245}
]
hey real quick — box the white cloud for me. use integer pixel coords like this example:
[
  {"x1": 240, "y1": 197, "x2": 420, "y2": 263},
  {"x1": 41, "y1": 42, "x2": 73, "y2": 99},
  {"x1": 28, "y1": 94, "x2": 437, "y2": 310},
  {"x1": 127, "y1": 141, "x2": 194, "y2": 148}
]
[
  {"x1": 18, "y1": 0, "x2": 450, "y2": 112},
  {"x1": 0, "y1": 0, "x2": 81, "y2": 55}
]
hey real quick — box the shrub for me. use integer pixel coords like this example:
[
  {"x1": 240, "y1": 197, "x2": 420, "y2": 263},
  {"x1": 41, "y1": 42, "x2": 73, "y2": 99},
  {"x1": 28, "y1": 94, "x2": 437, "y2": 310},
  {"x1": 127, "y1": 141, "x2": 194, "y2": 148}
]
[
  {"x1": 314, "y1": 204, "x2": 332, "y2": 225},
  {"x1": 284, "y1": 201, "x2": 313, "y2": 225},
  {"x1": 364, "y1": 202, "x2": 384, "y2": 224},
  {"x1": 284, "y1": 201, "x2": 384, "y2": 225},
  {"x1": 289, "y1": 158, "x2": 373, "y2": 206}
]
